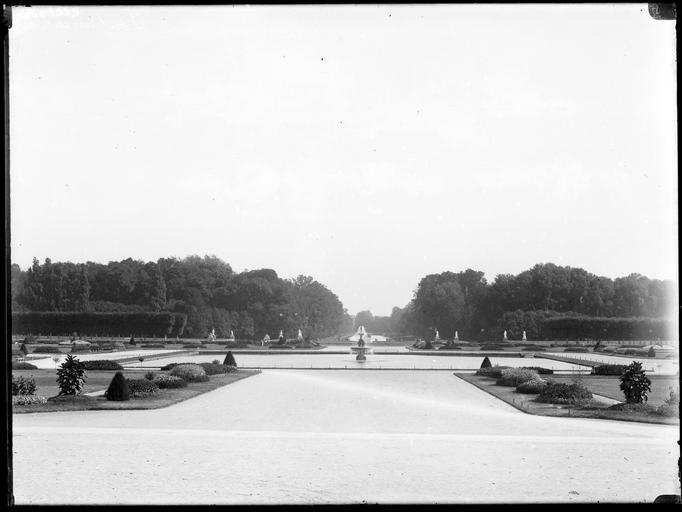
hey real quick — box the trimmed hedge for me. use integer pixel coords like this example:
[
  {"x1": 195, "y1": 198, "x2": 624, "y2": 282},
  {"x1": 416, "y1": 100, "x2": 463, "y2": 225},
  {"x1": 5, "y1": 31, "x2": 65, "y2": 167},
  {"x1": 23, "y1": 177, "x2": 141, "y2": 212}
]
[
  {"x1": 170, "y1": 364, "x2": 209, "y2": 382},
  {"x1": 127, "y1": 378, "x2": 160, "y2": 398},
  {"x1": 536, "y1": 382, "x2": 593, "y2": 404},
  {"x1": 592, "y1": 364, "x2": 628, "y2": 376},
  {"x1": 82, "y1": 360, "x2": 124, "y2": 371},
  {"x1": 563, "y1": 347, "x2": 589, "y2": 353},
  {"x1": 141, "y1": 343, "x2": 166, "y2": 349},
  {"x1": 496, "y1": 368, "x2": 540, "y2": 387},
  {"x1": 199, "y1": 363, "x2": 233, "y2": 375},
  {"x1": 32, "y1": 346, "x2": 62, "y2": 354},
  {"x1": 480, "y1": 345, "x2": 507, "y2": 350},
  {"x1": 12, "y1": 362, "x2": 38, "y2": 370},
  {"x1": 160, "y1": 362, "x2": 198, "y2": 371},
  {"x1": 12, "y1": 311, "x2": 187, "y2": 338}
]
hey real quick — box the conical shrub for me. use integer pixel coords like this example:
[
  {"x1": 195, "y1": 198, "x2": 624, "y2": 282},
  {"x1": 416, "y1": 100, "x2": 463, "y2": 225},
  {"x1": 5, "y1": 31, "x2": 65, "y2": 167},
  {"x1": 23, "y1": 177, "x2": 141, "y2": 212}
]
[
  {"x1": 106, "y1": 372, "x2": 130, "y2": 401},
  {"x1": 480, "y1": 356, "x2": 492, "y2": 369},
  {"x1": 223, "y1": 351, "x2": 236, "y2": 367},
  {"x1": 648, "y1": 347, "x2": 656, "y2": 357}
]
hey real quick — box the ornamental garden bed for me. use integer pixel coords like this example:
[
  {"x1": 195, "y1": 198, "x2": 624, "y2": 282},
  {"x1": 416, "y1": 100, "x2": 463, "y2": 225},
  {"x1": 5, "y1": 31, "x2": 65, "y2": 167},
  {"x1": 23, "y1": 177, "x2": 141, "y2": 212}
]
[
  {"x1": 455, "y1": 372, "x2": 678, "y2": 425},
  {"x1": 12, "y1": 369, "x2": 259, "y2": 414}
]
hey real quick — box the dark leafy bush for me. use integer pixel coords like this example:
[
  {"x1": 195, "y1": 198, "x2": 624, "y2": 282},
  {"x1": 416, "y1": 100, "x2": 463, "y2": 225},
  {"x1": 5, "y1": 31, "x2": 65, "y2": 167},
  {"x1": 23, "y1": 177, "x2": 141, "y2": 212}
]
[
  {"x1": 106, "y1": 372, "x2": 129, "y2": 401},
  {"x1": 12, "y1": 361, "x2": 38, "y2": 370},
  {"x1": 56, "y1": 354, "x2": 87, "y2": 395},
  {"x1": 563, "y1": 347, "x2": 589, "y2": 353},
  {"x1": 199, "y1": 363, "x2": 232, "y2": 375},
  {"x1": 32, "y1": 346, "x2": 63, "y2": 354},
  {"x1": 170, "y1": 364, "x2": 209, "y2": 382},
  {"x1": 152, "y1": 374, "x2": 187, "y2": 389},
  {"x1": 520, "y1": 366, "x2": 554, "y2": 375},
  {"x1": 619, "y1": 361, "x2": 651, "y2": 404},
  {"x1": 12, "y1": 376, "x2": 37, "y2": 396},
  {"x1": 476, "y1": 365, "x2": 511, "y2": 378},
  {"x1": 536, "y1": 382, "x2": 593, "y2": 404},
  {"x1": 496, "y1": 368, "x2": 539, "y2": 387},
  {"x1": 127, "y1": 378, "x2": 160, "y2": 398},
  {"x1": 592, "y1": 364, "x2": 628, "y2": 376},
  {"x1": 516, "y1": 378, "x2": 548, "y2": 394},
  {"x1": 223, "y1": 351, "x2": 237, "y2": 367},
  {"x1": 144, "y1": 371, "x2": 156, "y2": 381},
  {"x1": 82, "y1": 360, "x2": 123, "y2": 371},
  {"x1": 479, "y1": 357, "x2": 492, "y2": 369}
]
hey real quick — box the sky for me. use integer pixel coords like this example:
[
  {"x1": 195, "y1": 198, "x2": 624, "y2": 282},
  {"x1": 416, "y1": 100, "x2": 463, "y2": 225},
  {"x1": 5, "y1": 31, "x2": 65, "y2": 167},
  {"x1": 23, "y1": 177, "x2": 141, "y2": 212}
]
[{"x1": 8, "y1": 4, "x2": 678, "y2": 316}]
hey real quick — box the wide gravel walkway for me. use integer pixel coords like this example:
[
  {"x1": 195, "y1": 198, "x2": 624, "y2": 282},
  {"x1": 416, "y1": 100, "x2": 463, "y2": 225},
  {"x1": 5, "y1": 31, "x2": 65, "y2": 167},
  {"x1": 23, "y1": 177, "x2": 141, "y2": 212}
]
[{"x1": 11, "y1": 370, "x2": 680, "y2": 504}]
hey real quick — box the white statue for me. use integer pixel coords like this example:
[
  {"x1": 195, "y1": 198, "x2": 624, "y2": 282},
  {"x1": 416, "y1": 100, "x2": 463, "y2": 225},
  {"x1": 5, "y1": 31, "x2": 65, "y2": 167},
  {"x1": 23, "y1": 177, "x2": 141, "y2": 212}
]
[
  {"x1": 522, "y1": 331, "x2": 527, "y2": 341},
  {"x1": 454, "y1": 331, "x2": 459, "y2": 341},
  {"x1": 434, "y1": 329, "x2": 440, "y2": 341},
  {"x1": 503, "y1": 330, "x2": 508, "y2": 341},
  {"x1": 297, "y1": 329, "x2": 304, "y2": 340}
]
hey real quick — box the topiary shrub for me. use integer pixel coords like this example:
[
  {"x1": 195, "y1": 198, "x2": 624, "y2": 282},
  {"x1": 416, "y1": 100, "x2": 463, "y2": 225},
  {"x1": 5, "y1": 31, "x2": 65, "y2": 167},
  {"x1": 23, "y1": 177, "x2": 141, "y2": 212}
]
[
  {"x1": 479, "y1": 356, "x2": 492, "y2": 369},
  {"x1": 32, "y1": 346, "x2": 62, "y2": 354},
  {"x1": 12, "y1": 361, "x2": 38, "y2": 370},
  {"x1": 12, "y1": 376, "x2": 37, "y2": 396},
  {"x1": 476, "y1": 365, "x2": 511, "y2": 378},
  {"x1": 12, "y1": 395, "x2": 48, "y2": 406},
  {"x1": 619, "y1": 361, "x2": 651, "y2": 404},
  {"x1": 223, "y1": 351, "x2": 237, "y2": 367},
  {"x1": 516, "y1": 378, "x2": 548, "y2": 394},
  {"x1": 496, "y1": 368, "x2": 540, "y2": 387},
  {"x1": 592, "y1": 364, "x2": 628, "y2": 376},
  {"x1": 648, "y1": 347, "x2": 656, "y2": 358},
  {"x1": 144, "y1": 371, "x2": 156, "y2": 381},
  {"x1": 170, "y1": 363, "x2": 209, "y2": 382},
  {"x1": 127, "y1": 378, "x2": 160, "y2": 398},
  {"x1": 82, "y1": 360, "x2": 123, "y2": 371},
  {"x1": 536, "y1": 382, "x2": 593, "y2": 405},
  {"x1": 106, "y1": 372, "x2": 130, "y2": 401},
  {"x1": 152, "y1": 374, "x2": 187, "y2": 389},
  {"x1": 520, "y1": 366, "x2": 553, "y2": 375},
  {"x1": 56, "y1": 354, "x2": 87, "y2": 396},
  {"x1": 199, "y1": 362, "x2": 232, "y2": 375}
]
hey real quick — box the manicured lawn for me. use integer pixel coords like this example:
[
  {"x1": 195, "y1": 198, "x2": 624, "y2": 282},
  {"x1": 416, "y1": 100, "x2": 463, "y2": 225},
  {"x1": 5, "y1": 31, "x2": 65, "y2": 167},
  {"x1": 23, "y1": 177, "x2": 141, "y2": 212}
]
[
  {"x1": 455, "y1": 373, "x2": 678, "y2": 425},
  {"x1": 12, "y1": 369, "x2": 147, "y2": 398},
  {"x1": 12, "y1": 370, "x2": 260, "y2": 413}
]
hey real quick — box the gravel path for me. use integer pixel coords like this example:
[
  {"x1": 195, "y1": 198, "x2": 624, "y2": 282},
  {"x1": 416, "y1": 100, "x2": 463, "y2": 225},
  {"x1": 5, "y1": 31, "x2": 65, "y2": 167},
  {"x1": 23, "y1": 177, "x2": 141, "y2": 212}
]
[{"x1": 12, "y1": 370, "x2": 680, "y2": 504}]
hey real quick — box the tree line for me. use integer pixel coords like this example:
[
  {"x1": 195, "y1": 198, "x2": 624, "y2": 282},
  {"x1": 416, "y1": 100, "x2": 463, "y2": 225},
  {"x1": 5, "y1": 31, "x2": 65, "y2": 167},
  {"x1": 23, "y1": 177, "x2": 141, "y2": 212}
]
[
  {"x1": 354, "y1": 263, "x2": 675, "y2": 341},
  {"x1": 11, "y1": 255, "x2": 352, "y2": 339}
]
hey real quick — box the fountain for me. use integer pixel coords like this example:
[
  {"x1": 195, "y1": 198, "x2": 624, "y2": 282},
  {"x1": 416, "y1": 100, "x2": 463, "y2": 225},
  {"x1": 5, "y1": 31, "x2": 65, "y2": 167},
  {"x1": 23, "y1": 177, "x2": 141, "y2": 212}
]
[{"x1": 350, "y1": 326, "x2": 373, "y2": 361}]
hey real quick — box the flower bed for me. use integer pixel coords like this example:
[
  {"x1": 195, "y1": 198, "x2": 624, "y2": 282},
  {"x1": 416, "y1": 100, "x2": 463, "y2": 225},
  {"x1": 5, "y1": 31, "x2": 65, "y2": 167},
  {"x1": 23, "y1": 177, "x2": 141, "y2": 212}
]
[
  {"x1": 170, "y1": 363, "x2": 209, "y2": 382},
  {"x1": 13, "y1": 395, "x2": 48, "y2": 406},
  {"x1": 592, "y1": 364, "x2": 628, "y2": 376},
  {"x1": 516, "y1": 378, "x2": 548, "y2": 394},
  {"x1": 199, "y1": 362, "x2": 235, "y2": 375},
  {"x1": 152, "y1": 374, "x2": 188, "y2": 389},
  {"x1": 496, "y1": 368, "x2": 539, "y2": 387},
  {"x1": 127, "y1": 378, "x2": 160, "y2": 398},
  {"x1": 536, "y1": 382, "x2": 593, "y2": 404}
]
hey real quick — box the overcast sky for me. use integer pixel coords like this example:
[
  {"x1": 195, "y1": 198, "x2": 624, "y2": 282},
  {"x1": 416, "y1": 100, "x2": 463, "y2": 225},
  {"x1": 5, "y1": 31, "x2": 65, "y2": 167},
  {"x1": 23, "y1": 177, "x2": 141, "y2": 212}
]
[{"x1": 9, "y1": 4, "x2": 677, "y2": 316}]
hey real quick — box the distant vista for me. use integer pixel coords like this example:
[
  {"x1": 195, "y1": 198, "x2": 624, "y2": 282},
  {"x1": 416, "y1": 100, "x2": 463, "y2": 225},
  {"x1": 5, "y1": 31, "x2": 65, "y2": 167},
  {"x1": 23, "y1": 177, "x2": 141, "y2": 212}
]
[{"x1": 10, "y1": 256, "x2": 675, "y2": 342}]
